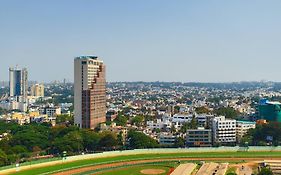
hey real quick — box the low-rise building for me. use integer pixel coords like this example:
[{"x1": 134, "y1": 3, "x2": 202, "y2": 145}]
[
  {"x1": 172, "y1": 114, "x2": 193, "y2": 123},
  {"x1": 159, "y1": 133, "x2": 176, "y2": 145},
  {"x1": 236, "y1": 120, "x2": 256, "y2": 142},
  {"x1": 186, "y1": 127, "x2": 212, "y2": 147},
  {"x1": 39, "y1": 106, "x2": 61, "y2": 117}
]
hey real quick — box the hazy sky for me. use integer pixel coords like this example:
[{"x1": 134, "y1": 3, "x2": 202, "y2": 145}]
[{"x1": 1, "y1": 0, "x2": 281, "y2": 83}]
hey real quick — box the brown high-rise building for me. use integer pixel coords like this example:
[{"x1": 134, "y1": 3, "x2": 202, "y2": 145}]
[{"x1": 74, "y1": 56, "x2": 106, "y2": 129}]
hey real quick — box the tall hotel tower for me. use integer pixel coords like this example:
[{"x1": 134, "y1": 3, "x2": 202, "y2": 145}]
[
  {"x1": 9, "y1": 67, "x2": 28, "y2": 101},
  {"x1": 74, "y1": 56, "x2": 106, "y2": 129}
]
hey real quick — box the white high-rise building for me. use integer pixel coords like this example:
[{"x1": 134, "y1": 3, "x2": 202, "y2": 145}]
[
  {"x1": 74, "y1": 56, "x2": 106, "y2": 129},
  {"x1": 9, "y1": 67, "x2": 28, "y2": 101},
  {"x1": 212, "y1": 116, "x2": 236, "y2": 144}
]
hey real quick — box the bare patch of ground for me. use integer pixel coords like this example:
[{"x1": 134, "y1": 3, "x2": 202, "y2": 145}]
[{"x1": 140, "y1": 169, "x2": 166, "y2": 174}]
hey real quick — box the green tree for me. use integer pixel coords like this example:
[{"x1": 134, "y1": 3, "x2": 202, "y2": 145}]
[
  {"x1": 127, "y1": 130, "x2": 159, "y2": 149},
  {"x1": 99, "y1": 132, "x2": 118, "y2": 150},
  {"x1": 114, "y1": 114, "x2": 128, "y2": 126},
  {"x1": 53, "y1": 131, "x2": 83, "y2": 154},
  {"x1": 180, "y1": 116, "x2": 197, "y2": 132},
  {"x1": 226, "y1": 173, "x2": 237, "y2": 175},
  {"x1": 81, "y1": 130, "x2": 100, "y2": 152},
  {"x1": 171, "y1": 125, "x2": 177, "y2": 133},
  {"x1": 131, "y1": 116, "x2": 144, "y2": 127},
  {"x1": 56, "y1": 114, "x2": 74, "y2": 125},
  {"x1": 174, "y1": 106, "x2": 180, "y2": 113},
  {"x1": 64, "y1": 131, "x2": 84, "y2": 152},
  {"x1": 190, "y1": 115, "x2": 198, "y2": 129},
  {"x1": 155, "y1": 128, "x2": 161, "y2": 133},
  {"x1": 10, "y1": 129, "x2": 49, "y2": 151},
  {"x1": 258, "y1": 167, "x2": 273, "y2": 175},
  {"x1": 0, "y1": 149, "x2": 8, "y2": 166},
  {"x1": 180, "y1": 123, "x2": 190, "y2": 133},
  {"x1": 53, "y1": 137, "x2": 73, "y2": 154},
  {"x1": 11, "y1": 145, "x2": 28, "y2": 155},
  {"x1": 195, "y1": 107, "x2": 210, "y2": 114},
  {"x1": 214, "y1": 107, "x2": 239, "y2": 119},
  {"x1": 244, "y1": 122, "x2": 281, "y2": 146},
  {"x1": 174, "y1": 137, "x2": 185, "y2": 148}
]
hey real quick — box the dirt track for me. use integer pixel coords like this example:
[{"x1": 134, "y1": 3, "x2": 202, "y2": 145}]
[
  {"x1": 140, "y1": 169, "x2": 166, "y2": 175},
  {"x1": 51, "y1": 157, "x2": 281, "y2": 175}
]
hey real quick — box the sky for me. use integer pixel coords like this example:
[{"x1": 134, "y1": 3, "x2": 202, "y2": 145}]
[{"x1": 1, "y1": 0, "x2": 281, "y2": 83}]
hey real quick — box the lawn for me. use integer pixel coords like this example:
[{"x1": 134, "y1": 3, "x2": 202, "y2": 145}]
[{"x1": 8, "y1": 151, "x2": 281, "y2": 175}]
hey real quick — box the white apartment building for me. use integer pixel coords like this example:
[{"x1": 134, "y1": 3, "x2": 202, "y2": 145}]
[
  {"x1": 236, "y1": 120, "x2": 256, "y2": 142},
  {"x1": 172, "y1": 114, "x2": 193, "y2": 123},
  {"x1": 212, "y1": 116, "x2": 236, "y2": 144},
  {"x1": 172, "y1": 114, "x2": 213, "y2": 129},
  {"x1": 147, "y1": 115, "x2": 172, "y2": 130}
]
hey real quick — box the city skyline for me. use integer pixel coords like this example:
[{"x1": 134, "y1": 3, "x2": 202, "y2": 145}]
[{"x1": 1, "y1": 1, "x2": 281, "y2": 83}]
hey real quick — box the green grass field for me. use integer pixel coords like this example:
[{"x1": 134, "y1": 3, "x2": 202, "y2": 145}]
[
  {"x1": 75, "y1": 162, "x2": 179, "y2": 175},
  {"x1": 8, "y1": 151, "x2": 281, "y2": 175}
]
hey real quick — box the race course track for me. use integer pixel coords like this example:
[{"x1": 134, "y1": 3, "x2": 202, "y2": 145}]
[{"x1": 2, "y1": 147, "x2": 281, "y2": 175}]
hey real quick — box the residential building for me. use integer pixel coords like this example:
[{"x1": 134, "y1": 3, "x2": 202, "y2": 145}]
[
  {"x1": 186, "y1": 127, "x2": 212, "y2": 147},
  {"x1": 147, "y1": 114, "x2": 172, "y2": 130},
  {"x1": 236, "y1": 120, "x2": 256, "y2": 142},
  {"x1": 212, "y1": 116, "x2": 236, "y2": 144},
  {"x1": 0, "y1": 100, "x2": 27, "y2": 112},
  {"x1": 172, "y1": 114, "x2": 193, "y2": 123},
  {"x1": 74, "y1": 55, "x2": 106, "y2": 129},
  {"x1": 39, "y1": 106, "x2": 61, "y2": 117},
  {"x1": 31, "y1": 84, "x2": 44, "y2": 97},
  {"x1": 159, "y1": 133, "x2": 176, "y2": 145}
]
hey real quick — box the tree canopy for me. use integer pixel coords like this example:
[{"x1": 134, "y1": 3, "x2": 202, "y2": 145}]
[
  {"x1": 0, "y1": 121, "x2": 122, "y2": 166},
  {"x1": 258, "y1": 167, "x2": 273, "y2": 175},
  {"x1": 127, "y1": 130, "x2": 159, "y2": 149},
  {"x1": 213, "y1": 107, "x2": 239, "y2": 119}
]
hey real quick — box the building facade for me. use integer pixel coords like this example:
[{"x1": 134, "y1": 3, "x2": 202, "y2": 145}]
[
  {"x1": 236, "y1": 120, "x2": 256, "y2": 142},
  {"x1": 159, "y1": 134, "x2": 176, "y2": 145},
  {"x1": 186, "y1": 127, "x2": 212, "y2": 147},
  {"x1": 74, "y1": 56, "x2": 106, "y2": 129},
  {"x1": 9, "y1": 67, "x2": 28, "y2": 100},
  {"x1": 212, "y1": 116, "x2": 236, "y2": 144},
  {"x1": 258, "y1": 99, "x2": 281, "y2": 122},
  {"x1": 31, "y1": 84, "x2": 44, "y2": 97},
  {"x1": 39, "y1": 106, "x2": 61, "y2": 117}
]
